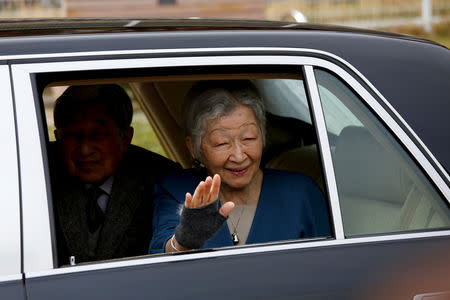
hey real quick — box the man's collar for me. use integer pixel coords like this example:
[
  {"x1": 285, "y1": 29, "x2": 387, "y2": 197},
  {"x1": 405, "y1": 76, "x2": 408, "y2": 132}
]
[{"x1": 85, "y1": 176, "x2": 114, "y2": 196}]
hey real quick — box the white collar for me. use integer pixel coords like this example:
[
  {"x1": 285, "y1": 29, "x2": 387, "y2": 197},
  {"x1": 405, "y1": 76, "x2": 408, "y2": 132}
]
[{"x1": 85, "y1": 175, "x2": 114, "y2": 196}]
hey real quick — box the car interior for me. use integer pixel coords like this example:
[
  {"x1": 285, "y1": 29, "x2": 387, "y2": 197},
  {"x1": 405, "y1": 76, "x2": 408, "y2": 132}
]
[{"x1": 39, "y1": 66, "x2": 326, "y2": 187}]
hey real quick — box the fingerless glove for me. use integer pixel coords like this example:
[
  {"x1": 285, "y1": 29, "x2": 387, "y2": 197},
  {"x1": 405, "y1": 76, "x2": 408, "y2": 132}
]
[{"x1": 174, "y1": 200, "x2": 227, "y2": 249}]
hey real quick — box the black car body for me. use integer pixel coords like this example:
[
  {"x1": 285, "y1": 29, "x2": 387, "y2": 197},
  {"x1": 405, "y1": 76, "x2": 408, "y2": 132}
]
[{"x1": 0, "y1": 19, "x2": 449, "y2": 300}]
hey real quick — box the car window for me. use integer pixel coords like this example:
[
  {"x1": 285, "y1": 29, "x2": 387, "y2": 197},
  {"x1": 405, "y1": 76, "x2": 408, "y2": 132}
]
[
  {"x1": 314, "y1": 68, "x2": 450, "y2": 236},
  {"x1": 38, "y1": 69, "x2": 332, "y2": 266}
]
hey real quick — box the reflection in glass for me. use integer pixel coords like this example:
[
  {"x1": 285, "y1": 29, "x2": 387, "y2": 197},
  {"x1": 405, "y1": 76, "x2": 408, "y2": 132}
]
[{"x1": 315, "y1": 68, "x2": 450, "y2": 236}]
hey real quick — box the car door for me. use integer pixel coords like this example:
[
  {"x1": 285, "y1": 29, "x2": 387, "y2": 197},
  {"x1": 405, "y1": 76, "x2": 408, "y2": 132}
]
[
  {"x1": 0, "y1": 65, "x2": 25, "y2": 300},
  {"x1": 11, "y1": 49, "x2": 450, "y2": 300}
]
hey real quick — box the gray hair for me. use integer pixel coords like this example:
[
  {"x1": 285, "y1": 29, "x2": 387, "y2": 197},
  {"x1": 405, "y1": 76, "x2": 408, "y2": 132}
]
[{"x1": 182, "y1": 80, "x2": 266, "y2": 160}]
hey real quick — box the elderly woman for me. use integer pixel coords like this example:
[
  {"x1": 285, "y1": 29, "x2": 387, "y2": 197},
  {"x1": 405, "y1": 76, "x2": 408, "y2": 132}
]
[{"x1": 150, "y1": 80, "x2": 330, "y2": 253}]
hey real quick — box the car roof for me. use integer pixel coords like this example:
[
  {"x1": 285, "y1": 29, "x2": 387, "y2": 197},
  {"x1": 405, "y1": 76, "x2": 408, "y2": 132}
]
[
  {"x1": 1, "y1": 18, "x2": 448, "y2": 173},
  {"x1": 0, "y1": 18, "x2": 443, "y2": 57},
  {"x1": 0, "y1": 18, "x2": 433, "y2": 41}
]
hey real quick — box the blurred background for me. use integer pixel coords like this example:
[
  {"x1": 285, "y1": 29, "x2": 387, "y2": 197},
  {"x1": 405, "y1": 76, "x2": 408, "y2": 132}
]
[{"x1": 0, "y1": 0, "x2": 449, "y2": 46}]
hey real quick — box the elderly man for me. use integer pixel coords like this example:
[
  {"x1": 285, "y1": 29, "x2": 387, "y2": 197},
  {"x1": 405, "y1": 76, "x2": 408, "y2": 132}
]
[{"x1": 49, "y1": 84, "x2": 178, "y2": 265}]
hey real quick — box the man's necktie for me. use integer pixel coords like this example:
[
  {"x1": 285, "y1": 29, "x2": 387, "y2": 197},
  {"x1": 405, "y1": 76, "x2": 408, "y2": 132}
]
[{"x1": 86, "y1": 185, "x2": 105, "y2": 233}]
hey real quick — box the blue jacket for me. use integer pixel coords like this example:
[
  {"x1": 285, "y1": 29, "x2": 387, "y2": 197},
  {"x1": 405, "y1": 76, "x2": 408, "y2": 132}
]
[{"x1": 149, "y1": 168, "x2": 330, "y2": 253}]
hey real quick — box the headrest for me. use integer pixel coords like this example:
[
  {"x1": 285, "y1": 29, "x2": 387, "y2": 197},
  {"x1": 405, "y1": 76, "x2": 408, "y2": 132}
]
[{"x1": 334, "y1": 126, "x2": 411, "y2": 204}]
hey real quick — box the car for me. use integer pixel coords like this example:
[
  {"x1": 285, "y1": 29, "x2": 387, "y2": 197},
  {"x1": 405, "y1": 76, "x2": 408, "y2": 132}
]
[{"x1": 0, "y1": 18, "x2": 449, "y2": 300}]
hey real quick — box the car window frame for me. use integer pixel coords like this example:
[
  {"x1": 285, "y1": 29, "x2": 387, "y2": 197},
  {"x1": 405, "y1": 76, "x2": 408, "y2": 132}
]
[
  {"x1": 10, "y1": 48, "x2": 450, "y2": 278},
  {"x1": 0, "y1": 64, "x2": 22, "y2": 281}
]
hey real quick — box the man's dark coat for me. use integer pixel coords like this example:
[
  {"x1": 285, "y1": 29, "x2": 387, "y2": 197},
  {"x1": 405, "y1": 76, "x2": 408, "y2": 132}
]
[{"x1": 49, "y1": 143, "x2": 178, "y2": 265}]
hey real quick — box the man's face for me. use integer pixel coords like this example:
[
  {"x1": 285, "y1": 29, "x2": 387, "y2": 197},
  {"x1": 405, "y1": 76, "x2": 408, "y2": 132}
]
[{"x1": 55, "y1": 105, "x2": 133, "y2": 183}]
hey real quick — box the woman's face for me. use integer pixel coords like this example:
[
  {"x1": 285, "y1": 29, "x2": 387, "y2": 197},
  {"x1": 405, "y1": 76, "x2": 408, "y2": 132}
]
[{"x1": 199, "y1": 105, "x2": 263, "y2": 190}]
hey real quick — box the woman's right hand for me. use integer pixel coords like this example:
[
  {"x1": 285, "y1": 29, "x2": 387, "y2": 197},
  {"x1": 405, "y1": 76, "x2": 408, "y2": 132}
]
[
  {"x1": 167, "y1": 174, "x2": 235, "y2": 252},
  {"x1": 185, "y1": 174, "x2": 234, "y2": 217}
]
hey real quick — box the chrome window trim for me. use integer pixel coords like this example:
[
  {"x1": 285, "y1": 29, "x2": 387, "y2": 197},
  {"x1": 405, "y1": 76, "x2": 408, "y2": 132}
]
[
  {"x1": 13, "y1": 52, "x2": 449, "y2": 274},
  {"x1": 0, "y1": 65, "x2": 22, "y2": 277},
  {"x1": 0, "y1": 47, "x2": 347, "y2": 61},
  {"x1": 303, "y1": 65, "x2": 344, "y2": 240},
  {"x1": 6, "y1": 46, "x2": 447, "y2": 182},
  {"x1": 26, "y1": 229, "x2": 450, "y2": 279}
]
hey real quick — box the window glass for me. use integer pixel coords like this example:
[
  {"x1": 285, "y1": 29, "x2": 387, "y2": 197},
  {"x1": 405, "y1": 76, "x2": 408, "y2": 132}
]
[{"x1": 315, "y1": 68, "x2": 450, "y2": 236}]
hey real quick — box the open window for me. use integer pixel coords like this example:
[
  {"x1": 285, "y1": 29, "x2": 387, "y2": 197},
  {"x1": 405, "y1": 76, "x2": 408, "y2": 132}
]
[{"x1": 37, "y1": 65, "x2": 332, "y2": 266}]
